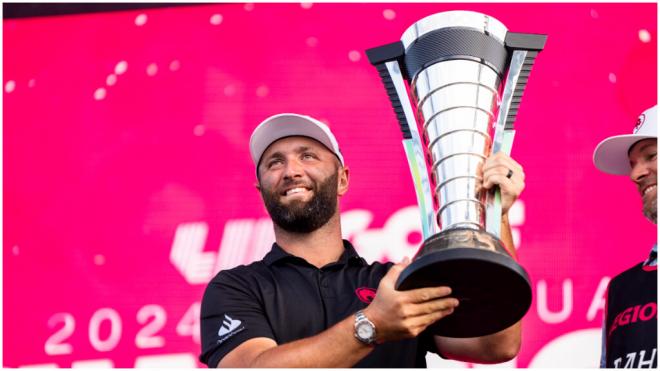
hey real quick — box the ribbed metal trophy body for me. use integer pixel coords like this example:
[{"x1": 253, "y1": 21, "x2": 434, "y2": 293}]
[{"x1": 366, "y1": 11, "x2": 546, "y2": 337}]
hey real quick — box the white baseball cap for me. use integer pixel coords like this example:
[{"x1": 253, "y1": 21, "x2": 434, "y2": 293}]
[
  {"x1": 593, "y1": 105, "x2": 658, "y2": 175},
  {"x1": 249, "y1": 113, "x2": 344, "y2": 168}
]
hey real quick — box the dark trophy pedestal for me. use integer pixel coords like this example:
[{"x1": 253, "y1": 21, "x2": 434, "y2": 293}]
[{"x1": 396, "y1": 228, "x2": 532, "y2": 338}]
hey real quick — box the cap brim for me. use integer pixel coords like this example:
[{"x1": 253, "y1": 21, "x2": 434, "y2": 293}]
[
  {"x1": 249, "y1": 113, "x2": 343, "y2": 167},
  {"x1": 593, "y1": 133, "x2": 654, "y2": 175}
]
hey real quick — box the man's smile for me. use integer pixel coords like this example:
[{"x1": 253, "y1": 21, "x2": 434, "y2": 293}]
[
  {"x1": 280, "y1": 184, "x2": 314, "y2": 199},
  {"x1": 641, "y1": 183, "x2": 656, "y2": 200}
]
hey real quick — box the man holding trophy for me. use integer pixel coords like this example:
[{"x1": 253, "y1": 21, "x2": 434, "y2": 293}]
[{"x1": 200, "y1": 11, "x2": 544, "y2": 368}]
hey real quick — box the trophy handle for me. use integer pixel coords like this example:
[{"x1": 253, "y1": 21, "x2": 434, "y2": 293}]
[
  {"x1": 486, "y1": 33, "x2": 547, "y2": 238},
  {"x1": 367, "y1": 43, "x2": 438, "y2": 239}
]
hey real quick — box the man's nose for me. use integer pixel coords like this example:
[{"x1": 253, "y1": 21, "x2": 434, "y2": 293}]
[
  {"x1": 630, "y1": 161, "x2": 650, "y2": 183},
  {"x1": 283, "y1": 158, "x2": 304, "y2": 179}
]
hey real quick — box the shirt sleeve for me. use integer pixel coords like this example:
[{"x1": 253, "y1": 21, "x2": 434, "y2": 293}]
[{"x1": 199, "y1": 269, "x2": 276, "y2": 367}]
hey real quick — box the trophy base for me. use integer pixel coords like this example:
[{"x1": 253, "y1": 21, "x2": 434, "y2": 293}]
[{"x1": 395, "y1": 228, "x2": 532, "y2": 338}]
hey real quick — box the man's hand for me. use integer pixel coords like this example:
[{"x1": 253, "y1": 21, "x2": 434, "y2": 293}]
[
  {"x1": 480, "y1": 152, "x2": 525, "y2": 215},
  {"x1": 362, "y1": 258, "x2": 459, "y2": 342}
]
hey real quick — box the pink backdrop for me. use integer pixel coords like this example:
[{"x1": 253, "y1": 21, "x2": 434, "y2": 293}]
[{"x1": 4, "y1": 3, "x2": 657, "y2": 368}]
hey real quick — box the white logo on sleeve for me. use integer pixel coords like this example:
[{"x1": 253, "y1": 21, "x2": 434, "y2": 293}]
[
  {"x1": 218, "y1": 314, "x2": 242, "y2": 336},
  {"x1": 217, "y1": 314, "x2": 245, "y2": 344}
]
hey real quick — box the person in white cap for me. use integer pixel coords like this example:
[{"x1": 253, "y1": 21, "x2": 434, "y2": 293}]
[
  {"x1": 200, "y1": 113, "x2": 526, "y2": 367},
  {"x1": 593, "y1": 105, "x2": 657, "y2": 368}
]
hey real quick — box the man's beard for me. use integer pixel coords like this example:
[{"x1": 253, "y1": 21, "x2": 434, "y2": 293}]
[
  {"x1": 643, "y1": 197, "x2": 657, "y2": 224},
  {"x1": 261, "y1": 172, "x2": 338, "y2": 234}
]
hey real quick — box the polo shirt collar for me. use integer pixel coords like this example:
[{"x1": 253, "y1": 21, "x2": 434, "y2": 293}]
[
  {"x1": 644, "y1": 243, "x2": 657, "y2": 267},
  {"x1": 263, "y1": 239, "x2": 365, "y2": 267}
]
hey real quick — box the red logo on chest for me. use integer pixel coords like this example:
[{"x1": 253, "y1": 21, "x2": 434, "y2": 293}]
[
  {"x1": 609, "y1": 301, "x2": 657, "y2": 337},
  {"x1": 355, "y1": 287, "x2": 377, "y2": 304}
]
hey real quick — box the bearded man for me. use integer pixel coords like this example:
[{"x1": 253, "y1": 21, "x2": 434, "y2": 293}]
[
  {"x1": 593, "y1": 105, "x2": 657, "y2": 368},
  {"x1": 200, "y1": 113, "x2": 527, "y2": 367}
]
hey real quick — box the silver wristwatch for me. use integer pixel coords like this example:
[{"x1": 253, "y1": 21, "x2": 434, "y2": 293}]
[{"x1": 354, "y1": 310, "x2": 376, "y2": 345}]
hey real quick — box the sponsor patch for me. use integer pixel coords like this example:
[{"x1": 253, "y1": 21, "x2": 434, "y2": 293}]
[
  {"x1": 217, "y1": 314, "x2": 245, "y2": 344},
  {"x1": 355, "y1": 287, "x2": 377, "y2": 304}
]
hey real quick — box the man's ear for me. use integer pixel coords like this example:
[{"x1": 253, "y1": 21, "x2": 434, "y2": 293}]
[
  {"x1": 254, "y1": 168, "x2": 262, "y2": 192},
  {"x1": 337, "y1": 165, "x2": 350, "y2": 197}
]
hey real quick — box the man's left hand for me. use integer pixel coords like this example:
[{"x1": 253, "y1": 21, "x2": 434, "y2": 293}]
[{"x1": 480, "y1": 152, "x2": 525, "y2": 215}]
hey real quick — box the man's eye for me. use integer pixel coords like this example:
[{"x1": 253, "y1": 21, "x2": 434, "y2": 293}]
[
  {"x1": 267, "y1": 159, "x2": 283, "y2": 168},
  {"x1": 302, "y1": 153, "x2": 315, "y2": 159}
]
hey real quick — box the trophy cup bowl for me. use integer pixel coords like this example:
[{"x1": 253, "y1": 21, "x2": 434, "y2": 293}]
[{"x1": 366, "y1": 11, "x2": 546, "y2": 337}]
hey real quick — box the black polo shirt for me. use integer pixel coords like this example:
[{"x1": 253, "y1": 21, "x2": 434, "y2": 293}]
[
  {"x1": 603, "y1": 261, "x2": 657, "y2": 368},
  {"x1": 200, "y1": 240, "x2": 435, "y2": 367}
]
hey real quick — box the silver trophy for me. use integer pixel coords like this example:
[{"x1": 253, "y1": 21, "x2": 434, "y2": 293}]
[{"x1": 366, "y1": 11, "x2": 546, "y2": 337}]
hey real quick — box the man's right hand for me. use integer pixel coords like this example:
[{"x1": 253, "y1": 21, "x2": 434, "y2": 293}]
[{"x1": 362, "y1": 258, "x2": 459, "y2": 343}]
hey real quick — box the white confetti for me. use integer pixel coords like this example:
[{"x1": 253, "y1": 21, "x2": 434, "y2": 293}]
[
  {"x1": 94, "y1": 254, "x2": 106, "y2": 265},
  {"x1": 115, "y1": 61, "x2": 128, "y2": 75},
  {"x1": 147, "y1": 63, "x2": 158, "y2": 77},
  {"x1": 608, "y1": 73, "x2": 617, "y2": 83},
  {"x1": 94, "y1": 87, "x2": 107, "y2": 100},
  {"x1": 106, "y1": 74, "x2": 117, "y2": 86},
  {"x1": 639, "y1": 29, "x2": 651, "y2": 43},
  {"x1": 135, "y1": 13, "x2": 148, "y2": 26},
  {"x1": 348, "y1": 50, "x2": 361, "y2": 62},
  {"x1": 194, "y1": 124, "x2": 206, "y2": 136},
  {"x1": 210, "y1": 14, "x2": 223, "y2": 25},
  {"x1": 5, "y1": 80, "x2": 16, "y2": 93}
]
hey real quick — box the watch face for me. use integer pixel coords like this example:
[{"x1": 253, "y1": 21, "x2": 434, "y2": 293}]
[{"x1": 357, "y1": 322, "x2": 374, "y2": 339}]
